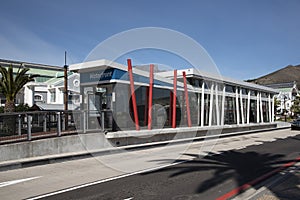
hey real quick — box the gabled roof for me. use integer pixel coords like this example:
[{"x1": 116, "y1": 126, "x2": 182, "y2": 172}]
[
  {"x1": 0, "y1": 58, "x2": 63, "y2": 70},
  {"x1": 35, "y1": 102, "x2": 80, "y2": 111},
  {"x1": 0, "y1": 58, "x2": 64, "y2": 79}
]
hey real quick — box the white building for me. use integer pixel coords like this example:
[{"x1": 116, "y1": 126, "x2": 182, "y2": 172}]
[
  {"x1": 70, "y1": 59, "x2": 278, "y2": 131},
  {"x1": 24, "y1": 73, "x2": 80, "y2": 110},
  {"x1": 0, "y1": 59, "x2": 80, "y2": 110},
  {"x1": 265, "y1": 81, "x2": 299, "y2": 115}
]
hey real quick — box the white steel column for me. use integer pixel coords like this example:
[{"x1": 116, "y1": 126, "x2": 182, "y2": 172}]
[
  {"x1": 201, "y1": 82, "x2": 205, "y2": 127},
  {"x1": 247, "y1": 91, "x2": 250, "y2": 124},
  {"x1": 197, "y1": 93, "x2": 200, "y2": 125},
  {"x1": 221, "y1": 86, "x2": 226, "y2": 126},
  {"x1": 235, "y1": 87, "x2": 240, "y2": 125},
  {"x1": 260, "y1": 93, "x2": 264, "y2": 123},
  {"x1": 272, "y1": 95, "x2": 275, "y2": 122},
  {"x1": 257, "y1": 93, "x2": 260, "y2": 123},
  {"x1": 209, "y1": 84, "x2": 214, "y2": 126},
  {"x1": 268, "y1": 94, "x2": 272, "y2": 122},
  {"x1": 215, "y1": 85, "x2": 220, "y2": 126},
  {"x1": 240, "y1": 89, "x2": 245, "y2": 124}
]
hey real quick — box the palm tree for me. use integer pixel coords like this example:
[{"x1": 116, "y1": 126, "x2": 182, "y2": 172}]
[{"x1": 0, "y1": 64, "x2": 37, "y2": 134}]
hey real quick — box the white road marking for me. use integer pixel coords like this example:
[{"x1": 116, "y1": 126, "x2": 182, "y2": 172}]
[
  {"x1": 124, "y1": 197, "x2": 134, "y2": 200},
  {"x1": 0, "y1": 176, "x2": 42, "y2": 188}
]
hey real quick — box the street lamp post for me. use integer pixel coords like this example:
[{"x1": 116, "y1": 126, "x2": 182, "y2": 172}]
[{"x1": 64, "y1": 52, "x2": 68, "y2": 130}]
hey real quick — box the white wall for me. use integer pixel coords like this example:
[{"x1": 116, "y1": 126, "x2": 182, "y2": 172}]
[{"x1": 24, "y1": 86, "x2": 33, "y2": 106}]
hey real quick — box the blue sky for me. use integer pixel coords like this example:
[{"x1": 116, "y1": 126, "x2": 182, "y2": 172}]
[{"x1": 0, "y1": 0, "x2": 300, "y2": 80}]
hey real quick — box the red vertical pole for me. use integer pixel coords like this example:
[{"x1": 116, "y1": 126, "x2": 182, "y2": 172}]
[
  {"x1": 144, "y1": 87, "x2": 149, "y2": 126},
  {"x1": 169, "y1": 91, "x2": 173, "y2": 126},
  {"x1": 127, "y1": 59, "x2": 140, "y2": 131},
  {"x1": 148, "y1": 64, "x2": 154, "y2": 130},
  {"x1": 172, "y1": 70, "x2": 177, "y2": 128},
  {"x1": 183, "y1": 71, "x2": 192, "y2": 127}
]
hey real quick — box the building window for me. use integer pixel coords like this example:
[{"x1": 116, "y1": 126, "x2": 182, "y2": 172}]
[
  {"x1": 241, "y1": 88, "x2": 248, "y2": 95},
  {"x1": 34, "y1": 95, "x2": 43, "y2": 102},
  {"x1": 224, "y1": 96, "x2": 236, "y2": 124},
  {"x1": 261, "y1": 92, "x2": 267, "y2": 98},
  {"x1": 225, "y1": 85, "x2": 235, "y2": 93},
  {"x1": 50, "y1": 90, "x2": 56, "y2": 102},
  {"x1": 69, "y1": 94, "x2": 80, "y2": 104},
  {"x1": 250, "y1": 90, "x2": 257, "y2": 96},
  {"x1": 250, "y1": 100, "x2": 257, "y2": 122},
  {"x1": 187, "y1": 78, "x2": 201, "y2": 88},
  {"x1": 1, "y1": 97, "x2": 5, "y2": 104}
]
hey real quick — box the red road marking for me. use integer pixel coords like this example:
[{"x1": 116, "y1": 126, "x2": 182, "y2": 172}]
[{"x1": 216, "y1": 156, "x2": 300, "y2": 200}]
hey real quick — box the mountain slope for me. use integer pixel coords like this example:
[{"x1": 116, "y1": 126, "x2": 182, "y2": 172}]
[{"x1": 246, "y1": 64, "x2": 300, "y2": 85}]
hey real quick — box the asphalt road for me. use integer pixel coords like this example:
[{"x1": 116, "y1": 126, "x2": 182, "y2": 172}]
[{"x1": 40, "y1": 133, "x2": 300, "y2": 200}]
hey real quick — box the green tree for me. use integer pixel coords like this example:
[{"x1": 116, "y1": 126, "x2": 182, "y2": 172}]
[
  {"x1": 291, "y1": 95, "x2": 300, "y2": 118},
  {"x1": 274, "y1": 98, "x2": 280, "y2": 114},
  {"x1": 273, "y1": 97, "x2": 280, "y2": 120},
  {"x1": 0, "y1": 65, "x2": 37, "y2": 134},
  {"x1": 15, "y1": 103, "x2": 30, "y2": 112}
]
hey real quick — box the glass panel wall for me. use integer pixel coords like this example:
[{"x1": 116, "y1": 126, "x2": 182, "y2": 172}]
[
  {"x1": 204, "y1": 94, "x2": 210, "y2": 126},
  {"x1": 250, "y1": 100, "x2": 257, "y2": 123},
  {"x1": 80, "y1": 78, "x2": 275, "y2": 131},
  {"x1": 152, "y1": 87, "x2": 172, "y2": 129},
  {"x1": 224, "y1": 96, "x2": 236, "y2": 124},
  {"x1": 113, "y1": 83, "x2": 134, "y2": 130},
  {"x1": 211, "y1": 94, "x2": 219, "y2": 126},
  {"x1": 242, "y1": 98, "x2": 247, "y2": 122},
  {"x1": 188, "y1": 92, "x2": 199, "y2": 126},
  {"x1": 250, "y1": 90, "x2": 257, "y2": 96},
  {"x1": 225, "y1": 85, "x2": 235, "y2": 93},
  {"x1": 114, "y1": 85, "x2": 185, "y2": 130},
  {"x1": 262, "y1": 100, "x2": 269, "y2": 122}
]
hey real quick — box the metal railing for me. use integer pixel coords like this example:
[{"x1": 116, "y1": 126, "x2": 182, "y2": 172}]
[{"x1": 0, "y1": 110, "x2": 111, "y2": 144}]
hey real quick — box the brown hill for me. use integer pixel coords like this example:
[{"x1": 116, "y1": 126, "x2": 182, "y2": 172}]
[{"x1": 246, "y1": 64, "x2": 300, "y2": 85}]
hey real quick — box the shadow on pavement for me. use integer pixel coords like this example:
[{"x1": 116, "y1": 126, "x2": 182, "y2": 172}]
[
  {"x1": 145, "y1": 150, "x2": 300, "y2": 199},
  {"x1": 291, "y1": 137, "x2": 300, "y2": 141},
  {"x1": 264, "y1": 170, "x2": 300, "y2": 200}
]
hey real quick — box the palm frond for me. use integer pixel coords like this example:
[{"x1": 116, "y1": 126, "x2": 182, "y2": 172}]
[{"x1": 0, "y1": 64, "x2": 37, "y2": 102}]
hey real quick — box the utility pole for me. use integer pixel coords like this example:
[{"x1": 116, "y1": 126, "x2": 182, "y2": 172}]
[{"x1": 64, "y1": 51, "x2": 68, "y2": 130}]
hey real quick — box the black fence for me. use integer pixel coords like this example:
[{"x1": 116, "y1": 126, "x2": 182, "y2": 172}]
[{"x1": 0, "y1": 110, "x2": 110, "y2": 144}]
